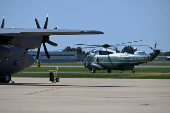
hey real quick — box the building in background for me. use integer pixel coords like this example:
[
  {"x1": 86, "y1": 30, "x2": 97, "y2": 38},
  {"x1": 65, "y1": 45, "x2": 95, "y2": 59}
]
[{"x1": 28, "y1": 51, "x2": 78, "y2": 63}]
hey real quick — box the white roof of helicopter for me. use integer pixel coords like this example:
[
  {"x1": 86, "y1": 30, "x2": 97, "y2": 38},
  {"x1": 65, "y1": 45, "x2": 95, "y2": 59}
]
[{"x1": 89, "y1": 48, "x2": 148, "y2": 57}]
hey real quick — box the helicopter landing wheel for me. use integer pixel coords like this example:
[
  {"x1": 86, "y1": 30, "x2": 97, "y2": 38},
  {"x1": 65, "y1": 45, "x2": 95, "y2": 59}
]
[
  {"x1": 132, "y1": 69, "x2": 135, "y2": 73},
  {"x1": 107, "y1": 70, "x2": 111, "y2": 73},
  {"x1": 92, "y1": 69, "x2": 96, "y2": 73}
]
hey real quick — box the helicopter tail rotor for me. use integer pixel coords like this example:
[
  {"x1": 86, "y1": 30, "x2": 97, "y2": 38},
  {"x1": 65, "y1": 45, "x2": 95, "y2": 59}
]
[{"x1": 148, "y1": 41, "x2": 161, "y2": 61}]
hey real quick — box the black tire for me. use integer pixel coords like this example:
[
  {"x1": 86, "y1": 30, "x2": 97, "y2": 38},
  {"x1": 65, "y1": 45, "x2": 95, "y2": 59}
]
[
  {"x1": 3, "y1": 75, "x2": 11, "y2": 83},
  {"x1": 92, "y1": 69, "x2": 96, "y2": 73},
  {"x1": 56, "y1": 78, "x2": 60, "y2": 82},
  {"x1": 107, "y1": 70, "x2": 111, "y2": 73}
]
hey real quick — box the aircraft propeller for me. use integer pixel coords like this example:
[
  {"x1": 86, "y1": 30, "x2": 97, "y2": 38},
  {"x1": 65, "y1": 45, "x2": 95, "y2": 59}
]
[
  {"x1": 34, "y1": 14, "x2": 59, "y2": 62},
  {"x1": 1, "y1": 16, "x2": 5, "y2": 28}
]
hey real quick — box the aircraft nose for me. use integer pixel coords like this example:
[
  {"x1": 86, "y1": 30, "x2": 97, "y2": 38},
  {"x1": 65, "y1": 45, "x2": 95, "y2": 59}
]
[
  {"x1": 0, "y1": 45, "x2": 13, "y2": 57},
  {"x1": 25, "y1": 54, "x2": 34, "y2": 69}
]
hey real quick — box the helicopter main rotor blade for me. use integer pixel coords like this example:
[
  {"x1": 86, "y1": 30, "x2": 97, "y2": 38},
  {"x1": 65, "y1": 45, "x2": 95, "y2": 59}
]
[
  {"x1": 82, "y1": 47, "x2": 98, "y2": 49},
  {"x1": 115, "y1": 45, "x2": 148, "y2": 46},
  {"x1": 75, "y1": 44, "x2": 90, "y2": 46},
  {"x1": 1, "y1": 16, "x2": 4, "y2": 28},
  {"x1": 116, "y1": 40, "x2": 142, "y2": 45}
]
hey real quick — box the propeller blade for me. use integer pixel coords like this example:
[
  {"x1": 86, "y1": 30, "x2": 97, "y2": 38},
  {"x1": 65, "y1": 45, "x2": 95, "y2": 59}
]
[
  {"x1": 43, "y1": 14, "x2": 48, "y2": 29},
  {"x1": 43, "y1": 42, "x2": 50, "y2": 59},
  {"x1": 46, "y1": 40, "x2": 58, "y2": 46},
  {"x1": 1, "y1": 16, "x2": 5, "y2": 28},
  {"x1": 148, "y1": 45, "x2": 154, "y2": 50},
  {"x1": 155, "y1": 41, "x2": 157, "y2": 49},
  {"x1": 34, "y1": 17, "x2": 41, "y2": 29},
  {"x1": 43, "y1": 36, "x2": 58, "y2": 46},
  {"x1": 36, "y1": 47, "x2": 40, "y2": 62}
]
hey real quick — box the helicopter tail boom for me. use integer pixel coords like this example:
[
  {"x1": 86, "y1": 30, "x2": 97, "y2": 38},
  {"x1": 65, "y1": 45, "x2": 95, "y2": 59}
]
[{"x1": 149, "y1": 50, "x2": 161, "y2": 61}]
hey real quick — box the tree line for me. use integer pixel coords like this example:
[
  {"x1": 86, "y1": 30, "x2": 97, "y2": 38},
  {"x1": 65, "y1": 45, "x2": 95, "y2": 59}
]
[{"x1": 62, "y1": 46, "x2": 135, "y2": 54}]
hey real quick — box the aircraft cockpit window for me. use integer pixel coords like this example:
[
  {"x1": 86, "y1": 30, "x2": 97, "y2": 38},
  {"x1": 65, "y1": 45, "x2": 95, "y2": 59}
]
[
  {"x1": 94, "y1": 51, "x2": 99, "y2": 55},
  {"x1": 86, "y1": 56, "x2": 92, "y2": 61}
]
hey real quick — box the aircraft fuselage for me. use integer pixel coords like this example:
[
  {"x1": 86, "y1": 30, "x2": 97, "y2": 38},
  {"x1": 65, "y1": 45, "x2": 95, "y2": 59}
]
[
  {"x1": 84, "y1": 53, "x2": 149, "y2": 70},
  {"x1": 0, "y1": 46, "x2": 34, "y2": 75}
]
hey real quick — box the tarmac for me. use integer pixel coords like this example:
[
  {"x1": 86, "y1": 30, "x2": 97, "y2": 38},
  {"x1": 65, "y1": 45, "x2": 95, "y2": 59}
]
[{"x1": 0, "y1": 78, "x2": 170, "y2": 113}]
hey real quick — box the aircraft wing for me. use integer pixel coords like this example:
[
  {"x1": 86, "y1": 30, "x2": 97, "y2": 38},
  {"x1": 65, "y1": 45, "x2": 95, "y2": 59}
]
[{"x1": 0, "y1": 28, "x2": 104, "y2": 36}]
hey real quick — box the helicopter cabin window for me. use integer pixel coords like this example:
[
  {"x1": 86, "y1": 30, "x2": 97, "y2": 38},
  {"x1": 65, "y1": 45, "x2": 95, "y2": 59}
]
[
  {"x1": 98, "y1": 51, "x2": 113, "y2": 55},
  {"x1": 99, "y1": 58, "x2": 104, "y2": 62}
]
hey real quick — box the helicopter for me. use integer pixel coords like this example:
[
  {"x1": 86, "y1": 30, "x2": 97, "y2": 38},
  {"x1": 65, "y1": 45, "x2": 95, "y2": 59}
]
[{"x1": 76, "y1": 41, "x2": 161, "y2": 73}]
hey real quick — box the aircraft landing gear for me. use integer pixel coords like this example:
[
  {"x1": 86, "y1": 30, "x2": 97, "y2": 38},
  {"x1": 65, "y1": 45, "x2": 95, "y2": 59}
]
[
  {"x1": 132, "y1": 69, "x2": 135, "y2": 73},
  {"x1": 92, "y1": 69, "x2": 96, "y2": 73},
  {"x1": 0, "y1": 74, "x2": 11, "y2": 83},
  {"x1": 107, "y1": 70, "x2": 111, "y2": 73}
]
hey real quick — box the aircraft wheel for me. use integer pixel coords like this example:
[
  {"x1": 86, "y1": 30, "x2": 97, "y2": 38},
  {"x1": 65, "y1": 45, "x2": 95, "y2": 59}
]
[
  {"x1": 132, "y1": 69, "x2": 135, "y2": 73},
  {"x1": 56, "y1": 78, "x2": 60, "y2": 82},
  {"x1": 107, "y1": 70, "x2": 111, "y2": 73},
  {"x1": 2, "y1": 75, "x2": 11, "y2": 83},
  {"x1": 92, "y1": 69, "x2": 96, "y2": 73}
]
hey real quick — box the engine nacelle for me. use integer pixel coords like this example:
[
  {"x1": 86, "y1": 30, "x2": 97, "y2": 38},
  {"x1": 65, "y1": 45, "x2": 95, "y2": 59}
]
[{"x1": 0, "y1": 45, "x2": 13, "y2": 57}]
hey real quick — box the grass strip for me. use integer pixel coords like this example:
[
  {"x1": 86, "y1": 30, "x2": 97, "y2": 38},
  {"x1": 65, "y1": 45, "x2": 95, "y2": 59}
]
[
  {"x1": 12, "y1": 73, "x2": 170, "y2": 79},
  {"x1": 23, "y1": 67, "x2": 170, "y2": 73},
  {"x1": 32, "y1": 61, "x2": 170, "y2": 66}
]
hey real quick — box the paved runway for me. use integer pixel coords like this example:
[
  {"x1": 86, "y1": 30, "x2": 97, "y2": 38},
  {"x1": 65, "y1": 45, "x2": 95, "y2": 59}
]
[{"x1": 0, "y1": 78, "x2": 170, "y2": 113}]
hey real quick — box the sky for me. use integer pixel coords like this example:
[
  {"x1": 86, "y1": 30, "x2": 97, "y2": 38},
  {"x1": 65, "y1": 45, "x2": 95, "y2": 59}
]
[{"x1": 0, "y1": 0, "x2": 170, "y2": 54}]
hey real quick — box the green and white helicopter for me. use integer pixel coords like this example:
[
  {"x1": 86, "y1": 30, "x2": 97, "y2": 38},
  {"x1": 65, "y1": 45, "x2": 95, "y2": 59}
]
[{"x1": 76, "y1": 41, "x2": 161, "y2": 73}]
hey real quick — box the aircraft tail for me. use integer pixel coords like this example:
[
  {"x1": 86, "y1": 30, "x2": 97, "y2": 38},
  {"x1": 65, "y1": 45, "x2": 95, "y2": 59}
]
[{"x1": 149, "y1": 50, "x2": 161, "y2": 61}]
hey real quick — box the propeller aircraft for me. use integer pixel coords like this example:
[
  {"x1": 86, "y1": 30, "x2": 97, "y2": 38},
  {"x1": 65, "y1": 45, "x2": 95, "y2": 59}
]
[
  {"x1": 0, "y1": 15, "x2": 104, "y2": 83},
  {"x1": 76, "y1": 41, "x2": 161, "y2": 73}
]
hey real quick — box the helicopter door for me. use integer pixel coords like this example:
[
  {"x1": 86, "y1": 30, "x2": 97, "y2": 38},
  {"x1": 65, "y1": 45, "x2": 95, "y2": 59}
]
[{"x1": 126, "y1": 56, "x2": 130, "y2": 64}]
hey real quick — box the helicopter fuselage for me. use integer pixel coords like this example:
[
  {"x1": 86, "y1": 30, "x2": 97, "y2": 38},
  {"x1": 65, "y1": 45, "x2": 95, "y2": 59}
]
[{"x1": 84, "y1": 52, "x2": 148, "y2": 71}]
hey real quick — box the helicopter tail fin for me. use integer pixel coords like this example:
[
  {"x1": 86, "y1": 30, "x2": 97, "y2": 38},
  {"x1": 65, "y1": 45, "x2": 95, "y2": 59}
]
[{"x1": 149, "y1": 50, "x2": 161, "y2": 61}]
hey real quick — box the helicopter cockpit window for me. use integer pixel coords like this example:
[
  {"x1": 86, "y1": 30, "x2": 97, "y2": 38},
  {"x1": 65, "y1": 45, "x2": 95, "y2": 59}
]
[
  {"x1": 86, "y1": 56, "x2": 92, "y2": 61},
  {"x1": 94, "y1": 51, "x2": 99, "y2": 55}
]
